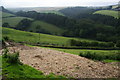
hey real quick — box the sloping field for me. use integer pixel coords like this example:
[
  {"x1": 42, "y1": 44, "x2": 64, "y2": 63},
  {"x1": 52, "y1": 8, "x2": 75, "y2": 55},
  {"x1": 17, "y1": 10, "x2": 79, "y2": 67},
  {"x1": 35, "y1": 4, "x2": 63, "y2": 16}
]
[
  {"x1": 2, "y1": 27, "x2": 99, "y2": 45},
  {"x1": 8, "y1": 45, "x2": 119, "y2": 78},
  {"x1": 2, "y1": 17, "x2": 33, "y2": 27},
  {"x1": 94, "y1": 10, "x2": 119, "y2": 19},
  {"x1": 2, "y1": 12, "x2": 64, "y2": 34},
  {"x1": 30, "y1": 20, "x2": 64, "y2": 35},
  {"x1": 1, "y1": 11, "x2": 16, "y2": 18}
]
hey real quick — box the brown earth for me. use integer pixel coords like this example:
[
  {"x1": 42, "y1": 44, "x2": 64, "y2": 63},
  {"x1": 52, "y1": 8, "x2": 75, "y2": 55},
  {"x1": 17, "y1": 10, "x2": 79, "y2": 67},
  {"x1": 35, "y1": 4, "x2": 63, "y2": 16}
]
[{"x1": 7, "y1": 45, "x2": 119, "y2": 78}]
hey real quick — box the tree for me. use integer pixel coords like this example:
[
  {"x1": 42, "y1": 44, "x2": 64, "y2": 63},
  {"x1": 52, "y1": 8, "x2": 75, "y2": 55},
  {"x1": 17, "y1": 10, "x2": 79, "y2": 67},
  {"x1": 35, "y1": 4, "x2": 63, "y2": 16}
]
[
  {"x1": 96, "y1": 33, "x2": 106, "y2": 41},
  {"x1": 2, "y1": 23, "x2": 10, "y2": 27},
  {"x1": 16, "y1": 19, "x2": 32, "y2": 31},
  {"x1": 116, "y1": 40, "x2": 120, "y2": 48},
  {"x1": 67, "y1": 39, "x2": 76, "y2": 46}
]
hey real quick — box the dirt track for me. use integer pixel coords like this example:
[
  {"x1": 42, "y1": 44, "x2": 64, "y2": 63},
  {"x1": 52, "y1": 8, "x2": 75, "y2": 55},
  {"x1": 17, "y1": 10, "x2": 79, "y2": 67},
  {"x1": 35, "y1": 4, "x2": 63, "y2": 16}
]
[{"x1": 8, "y1": 45, "x2": 119, "y2": 78}]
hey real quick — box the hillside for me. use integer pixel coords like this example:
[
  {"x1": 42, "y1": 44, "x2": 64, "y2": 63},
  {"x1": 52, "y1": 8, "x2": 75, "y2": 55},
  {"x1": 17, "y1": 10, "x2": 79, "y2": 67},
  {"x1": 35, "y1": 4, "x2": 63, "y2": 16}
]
[
  {"x1": 59, "y1": 7, "x2": 95, "y2": 17},
  {"x1": 7, "y1": 7, "x2": 65, "y2": 16},
  {"x1": 2, "y1": 12, "x2": 64, "y2": 35},
  {"x1": 8, "y1": 7, "x2": 66, "y2": 12},
  {"x1": 93, "y1": 10, "x2": 119, "y2": 19},
  {"x1": 2, "y1": 27, "x2": 100, "y2": 46},
  {"x1": 30, "y1": 20, "x2": 64, "y2": 35},
  {"x1": 1, "y1": 11, "x2": 16, "y2": 18},
  {"x1": 1, "y1": 5, "x2": 120, "y2": 79},
  {"x1": 40, "y1": 10, "x2": 64, "y2": 16},
  {"x1": 3, "y1": 17, "x2": 33, "y2": 27}
]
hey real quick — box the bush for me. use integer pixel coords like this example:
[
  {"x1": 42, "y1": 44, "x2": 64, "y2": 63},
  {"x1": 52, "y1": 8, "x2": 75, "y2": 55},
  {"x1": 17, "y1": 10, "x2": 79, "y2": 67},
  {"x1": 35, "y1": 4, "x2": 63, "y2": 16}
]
[
  {"x1": 3, "y1": 49, "x2": 20, "y2": 64},
  {"x1": 7, "y1": 52, "x2": 20, "y2": 64},
  {"x1": 79, "y1": 51, "x2": 119, "y2": 61},
  {"x1": 2, "y1": 39, "x2": 6, "y2": 49},
  {"x1": 67, "y1": 39, "x2": 77, "y2": 46},
  {"x1": 3, "y1": 36, "x2": 10, "y2": 41},
  {"x1": 3, "y1": 48, "x2": 9, "y2": 58}
]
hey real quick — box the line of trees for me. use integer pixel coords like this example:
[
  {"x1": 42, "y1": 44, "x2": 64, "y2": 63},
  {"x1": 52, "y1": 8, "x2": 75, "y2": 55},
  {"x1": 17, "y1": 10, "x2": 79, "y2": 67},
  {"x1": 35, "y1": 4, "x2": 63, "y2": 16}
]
[{"x1": 68, "y1": 39, "x2": 115, "y2": 48}]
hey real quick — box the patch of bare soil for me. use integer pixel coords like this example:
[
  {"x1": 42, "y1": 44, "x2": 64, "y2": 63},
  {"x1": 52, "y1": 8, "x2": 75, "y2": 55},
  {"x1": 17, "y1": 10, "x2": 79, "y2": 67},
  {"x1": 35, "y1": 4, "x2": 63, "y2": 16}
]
[{"x1": 8, "y1": 45, "x2": 119, "y2": 78}]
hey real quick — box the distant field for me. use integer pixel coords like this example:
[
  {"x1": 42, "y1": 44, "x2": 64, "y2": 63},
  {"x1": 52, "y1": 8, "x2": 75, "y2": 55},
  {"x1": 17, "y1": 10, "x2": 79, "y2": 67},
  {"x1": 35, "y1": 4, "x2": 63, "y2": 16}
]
[
  {"x1": 30, "y1": 20, "x2": 64, "y2": 35},
  {"x1": 2, "y1": 27, "x2": 99, "y2": 46},
  {"x1": 2, "y1": 17, "x2": 33, "y2": 27},
  {"x1": 94, "y1": 10, "x2": 119, "y2": 19}
]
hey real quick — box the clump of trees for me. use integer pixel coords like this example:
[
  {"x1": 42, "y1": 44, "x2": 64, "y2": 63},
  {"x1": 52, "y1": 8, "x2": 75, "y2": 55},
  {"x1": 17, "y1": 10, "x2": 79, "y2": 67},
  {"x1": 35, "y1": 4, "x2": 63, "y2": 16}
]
[
  {"x1": 16, "y1": 19, "x2": 32, "y2": 31},
  {"x1": 2, "y1": 23, "x2": 10, "y2": 28}
]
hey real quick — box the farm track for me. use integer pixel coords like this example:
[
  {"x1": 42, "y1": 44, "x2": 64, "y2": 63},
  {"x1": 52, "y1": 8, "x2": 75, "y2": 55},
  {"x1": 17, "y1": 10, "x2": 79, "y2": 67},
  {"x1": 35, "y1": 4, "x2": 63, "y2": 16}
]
[{"x1": 8, "y1": 45, "x2": 120, "y2": 78}]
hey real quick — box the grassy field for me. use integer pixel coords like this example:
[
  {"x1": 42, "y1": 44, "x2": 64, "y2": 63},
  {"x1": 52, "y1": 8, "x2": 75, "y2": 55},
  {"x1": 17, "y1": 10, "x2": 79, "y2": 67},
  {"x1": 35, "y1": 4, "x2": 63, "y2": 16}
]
[
  {"x1": 2, "y1": 17, "x2": 33, "y2": 27},
  {"x1": 2, "y1": 27, "x2": 100, "y2": 46},
  {"x1": 93, "y1": 10, "x2": 119, "y2": 19},
  {"x1": 30, "y1": 20, "x2": 64, "y2": 35},
  {"x1": 46, "y1": 47, "x2": 119, "y2": 55}
]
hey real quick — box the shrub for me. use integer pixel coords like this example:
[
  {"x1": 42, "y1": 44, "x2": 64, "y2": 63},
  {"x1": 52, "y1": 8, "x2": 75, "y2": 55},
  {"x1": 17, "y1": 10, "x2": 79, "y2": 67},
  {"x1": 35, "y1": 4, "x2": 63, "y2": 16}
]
[
  {"x1": 3, "y1": 49, "x2": 20, "y2": 64},
  {"x1": 7, "y1": 52, "x2": 20, "y2": 64},
  {"x1": 79, "y1": 51, "x2": 119, "y2": 61},
  {"x1": 67, "y1": 39, "x2": 77, "y2": 46},
  {"x1": 2, "y1": 39, "x2": 6, "y2": 49},
  {"x1": 3, "y1": 36, "x2": 9, "y2": 41},
  {"x1": 3, "y1": 48, "x2": 9, "y2": 58}
]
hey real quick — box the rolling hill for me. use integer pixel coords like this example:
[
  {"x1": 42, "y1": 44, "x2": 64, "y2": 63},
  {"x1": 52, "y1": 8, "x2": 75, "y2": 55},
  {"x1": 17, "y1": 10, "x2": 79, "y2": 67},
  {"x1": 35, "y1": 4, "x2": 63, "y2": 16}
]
[
  {"x1": 7, "y1": 7, "x2": 65, "y2": 16},
  {"x1": 8, "y1": 7, "x2": 65, "y2": 12},
  {"x1": 2, "y1": 27, "x2": 100, "y2": 46},
  {"x1": 2, "y1": 11, "x2": 33, "y2": 27},
  {"x1": 93, "y1": 10, "x2": 119, "y2": 19},
  {"x1": 2, "y1": 11, "x2": 64, "y2": 35},
  {"x1": 3, "y1": 17, "x2": 33, "y2": 27},
  {"x1": 29, "y1": 20, "x2": 64, "y2": 35}
]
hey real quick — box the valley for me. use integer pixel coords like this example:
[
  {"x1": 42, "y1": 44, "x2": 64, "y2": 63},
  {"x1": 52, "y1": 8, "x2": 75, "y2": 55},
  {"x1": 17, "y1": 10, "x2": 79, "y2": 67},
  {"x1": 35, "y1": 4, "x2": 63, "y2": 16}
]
[{"x1": 1, "y1": 3, "x2": 120, "y2": 79}]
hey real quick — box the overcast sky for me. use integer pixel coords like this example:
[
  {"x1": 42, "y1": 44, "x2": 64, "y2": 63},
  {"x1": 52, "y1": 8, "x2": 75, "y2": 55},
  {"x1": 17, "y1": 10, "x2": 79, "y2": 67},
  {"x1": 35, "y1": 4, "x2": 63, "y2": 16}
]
[{"x1": 1, "y1": 0, "x2": 119, "y2": 8}]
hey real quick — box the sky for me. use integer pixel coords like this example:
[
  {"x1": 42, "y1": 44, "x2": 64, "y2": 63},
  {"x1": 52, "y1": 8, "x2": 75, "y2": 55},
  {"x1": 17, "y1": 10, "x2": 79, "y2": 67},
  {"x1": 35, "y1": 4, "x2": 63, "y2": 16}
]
[{"x1": 1, "y1": 0, "x2": 119, "y2": 8}]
